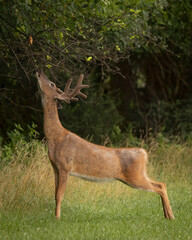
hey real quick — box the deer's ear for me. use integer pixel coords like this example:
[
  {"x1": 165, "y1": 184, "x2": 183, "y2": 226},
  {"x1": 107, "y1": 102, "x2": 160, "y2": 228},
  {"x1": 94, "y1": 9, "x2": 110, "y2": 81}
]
[
  {"x1": 54, "y1": 91, "x2": 71, "y2": 103},
  {"x1": 54, "y1": 88, "x2": 67, "y2": 101}
]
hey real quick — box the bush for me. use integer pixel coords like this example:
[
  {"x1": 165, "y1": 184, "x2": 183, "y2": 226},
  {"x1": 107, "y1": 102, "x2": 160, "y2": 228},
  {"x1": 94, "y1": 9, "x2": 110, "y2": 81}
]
[
  {"x1": 0, "y1": 123, "x2": 42, "y2": 168},
  {"x1": 145, "y1": 98, "x2": 192, "y2": 143},
  {"x1": 59, "y1": 88, "x2": 124, "y2": 144}
]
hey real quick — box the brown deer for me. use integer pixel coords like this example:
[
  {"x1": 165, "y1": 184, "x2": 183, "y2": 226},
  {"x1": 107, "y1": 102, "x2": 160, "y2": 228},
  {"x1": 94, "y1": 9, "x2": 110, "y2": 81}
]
[{"x1": 36, "y1": 70, "x2": 175, "y2": 220}]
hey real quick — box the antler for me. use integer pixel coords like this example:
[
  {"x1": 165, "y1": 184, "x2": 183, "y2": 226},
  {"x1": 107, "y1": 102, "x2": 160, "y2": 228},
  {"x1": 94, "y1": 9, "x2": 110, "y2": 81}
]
[{"x1": 63, "y1": 74, "x2": 89, "y2": 102}]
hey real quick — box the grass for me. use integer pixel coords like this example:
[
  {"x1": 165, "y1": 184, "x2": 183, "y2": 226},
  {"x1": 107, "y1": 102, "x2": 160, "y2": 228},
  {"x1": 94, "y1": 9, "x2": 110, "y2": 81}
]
[
  {"x1": 0, "y1": 138, "x2": 192, "y2": 239},
  {"x1": 0, "y1": 183, "x2": 192, "y2": 240}
]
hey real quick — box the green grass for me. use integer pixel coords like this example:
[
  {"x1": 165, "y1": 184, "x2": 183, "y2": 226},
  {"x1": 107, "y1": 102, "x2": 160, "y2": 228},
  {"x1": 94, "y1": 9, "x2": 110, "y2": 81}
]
[
  {"x1": 0, "y1": 139, "x2": 192, "y2": 240},
  {"x1": 0, "y1": 183, "x2": 192, "y2": 240}
]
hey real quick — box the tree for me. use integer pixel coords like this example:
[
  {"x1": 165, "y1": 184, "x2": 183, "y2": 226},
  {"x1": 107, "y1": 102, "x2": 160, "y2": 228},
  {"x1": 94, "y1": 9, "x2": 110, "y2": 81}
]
[{"x1": 0, "y1": 0, "x2": 191, "y2": 141}]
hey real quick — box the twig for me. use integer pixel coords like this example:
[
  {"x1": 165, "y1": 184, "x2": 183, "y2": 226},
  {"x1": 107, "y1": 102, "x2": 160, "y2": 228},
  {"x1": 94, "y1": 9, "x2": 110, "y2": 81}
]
[{"x1": 5, "y1": 95, "x2": 42, "y2": 112}]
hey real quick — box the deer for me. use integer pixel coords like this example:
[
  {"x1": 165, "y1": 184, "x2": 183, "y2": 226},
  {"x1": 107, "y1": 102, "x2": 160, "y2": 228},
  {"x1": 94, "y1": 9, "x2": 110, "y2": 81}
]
[{"x1": 36, "y1": 69, "x2": 175, "y2": 220}]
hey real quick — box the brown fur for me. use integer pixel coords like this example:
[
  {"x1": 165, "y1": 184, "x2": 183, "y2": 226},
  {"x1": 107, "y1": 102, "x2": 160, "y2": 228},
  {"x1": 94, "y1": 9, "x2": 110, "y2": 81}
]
[{"x1": 36, "y1": 70, "x2": 174, "y2": 220}]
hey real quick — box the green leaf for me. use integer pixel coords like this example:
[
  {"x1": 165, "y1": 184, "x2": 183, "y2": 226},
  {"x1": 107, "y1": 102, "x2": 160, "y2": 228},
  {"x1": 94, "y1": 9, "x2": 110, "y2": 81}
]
[
  {"x1": 46, "y1": 64, "x2": 52, "y2": 69},
  {"x1": 115, "y1": 45, "x2": 120, "y2": 51},
  {"x1": 86, "y1": 56, "x2": 93, "y2": 61}
]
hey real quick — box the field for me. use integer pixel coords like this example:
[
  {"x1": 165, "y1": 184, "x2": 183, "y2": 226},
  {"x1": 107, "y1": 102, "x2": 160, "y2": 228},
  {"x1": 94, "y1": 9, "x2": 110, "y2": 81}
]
[{"x1": 0, "y1": 139, "x2": 192, "y2": 240}]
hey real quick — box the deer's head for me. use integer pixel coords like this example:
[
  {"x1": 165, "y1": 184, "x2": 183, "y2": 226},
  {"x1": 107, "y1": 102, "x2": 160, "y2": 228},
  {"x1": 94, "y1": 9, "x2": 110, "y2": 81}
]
[{"x1": 36, "y1": 70, "x2": 89, "y2": 106}]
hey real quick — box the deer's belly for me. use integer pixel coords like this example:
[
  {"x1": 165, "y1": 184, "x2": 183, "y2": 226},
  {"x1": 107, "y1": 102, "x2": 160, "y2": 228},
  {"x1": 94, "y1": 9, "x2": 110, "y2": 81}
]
[{"x1": 69, "y1": 172, "x2": 115, "y2": 182}]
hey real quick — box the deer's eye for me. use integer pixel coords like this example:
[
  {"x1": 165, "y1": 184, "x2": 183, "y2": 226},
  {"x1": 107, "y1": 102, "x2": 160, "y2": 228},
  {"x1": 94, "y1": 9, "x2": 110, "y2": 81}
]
[{"x1": 49, "y1": 82, "x2": 55, "y2": 87}]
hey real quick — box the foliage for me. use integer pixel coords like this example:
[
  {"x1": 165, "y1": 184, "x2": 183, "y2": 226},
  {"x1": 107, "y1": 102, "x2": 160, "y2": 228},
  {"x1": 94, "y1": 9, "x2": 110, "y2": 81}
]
[
  {"x1": 110, "y1": 0, "x2": 192, "y2": 141},
  {"x1": 59, "y1": 89, "x2": 124, "y2": 144},
  {"x1": 137, "y1": 0, "x2": 192, "y2": 99},
  {"x1": 0, "y1": 0, "x2": 155, "y2": 139},
  {"x1": 0, "y1": 0, "x2": 191, "y2": 142},
  {"x1": 0, "y1": 123, "x2": 40, "y2": 168},
  {"x1": 145, "y1": 99, "x2": 192, "y2": 142},
  {"x1": 0, "y1": 0, "x2": 166, "y2": 76}
]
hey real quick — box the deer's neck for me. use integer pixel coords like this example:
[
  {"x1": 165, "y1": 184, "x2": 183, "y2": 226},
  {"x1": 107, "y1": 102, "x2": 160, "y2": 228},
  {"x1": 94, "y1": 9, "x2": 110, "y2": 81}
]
[{"x1": 43, "y1": 98, "x2": 67, "y2": 140}]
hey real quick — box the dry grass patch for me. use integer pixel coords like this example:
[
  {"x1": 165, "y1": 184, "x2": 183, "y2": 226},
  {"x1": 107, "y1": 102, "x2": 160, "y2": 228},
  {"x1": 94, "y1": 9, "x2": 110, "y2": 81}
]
[{"x1": 0, "y1": 139, "x2": 191, "y2": 213}]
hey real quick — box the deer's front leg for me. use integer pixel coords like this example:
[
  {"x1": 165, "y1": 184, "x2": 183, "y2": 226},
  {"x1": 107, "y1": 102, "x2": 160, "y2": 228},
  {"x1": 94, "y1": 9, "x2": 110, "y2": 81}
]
[
  {"x1": 50, "y1": 162, "x2": 59, "y2": 201},
  {"x1": 55, "y1": 170, "x2": 68, "y2": 219}
]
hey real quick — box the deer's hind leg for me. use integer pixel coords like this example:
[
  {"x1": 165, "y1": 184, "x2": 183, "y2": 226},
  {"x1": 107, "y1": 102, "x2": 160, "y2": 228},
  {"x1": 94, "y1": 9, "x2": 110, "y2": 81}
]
[
  {"x1": 149, "y1": 179, "x2": 174, "y2": 219},
  {"x1": 119, "y1": 150, "x2": 174, "y2": 219},
  {"x1": 121, "y1": 172, "x2": 174, "y2": 219}
]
